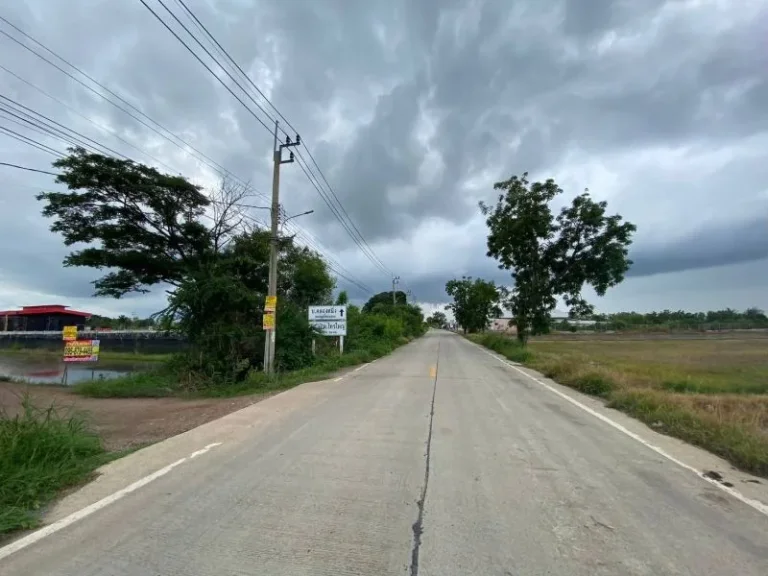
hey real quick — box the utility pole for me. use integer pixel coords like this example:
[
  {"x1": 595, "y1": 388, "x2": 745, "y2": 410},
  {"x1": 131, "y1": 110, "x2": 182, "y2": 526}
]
[
  {"x1": 392, "y1": 275, "x2": 400, "y2": 305},
  {"x1": 264, "y1": 120, "x2": 300, "y2": 374}
]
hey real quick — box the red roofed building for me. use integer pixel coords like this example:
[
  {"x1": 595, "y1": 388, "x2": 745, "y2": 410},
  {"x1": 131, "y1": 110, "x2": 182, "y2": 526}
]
[{"x1": 0, "y1": 305, "x2": 92, "y2": 332}]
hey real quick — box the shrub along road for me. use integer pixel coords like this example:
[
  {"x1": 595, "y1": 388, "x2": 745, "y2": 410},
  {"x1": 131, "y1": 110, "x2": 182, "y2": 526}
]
[{"x1": 1, "y1": 330, "x2": 767, "y2": 575}]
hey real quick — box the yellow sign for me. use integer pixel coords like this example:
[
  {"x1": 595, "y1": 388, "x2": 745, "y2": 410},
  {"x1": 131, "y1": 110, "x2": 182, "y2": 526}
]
[
  {"x1": 262, "y1": 311, "x2": 275, "y2": 330},
  {"x1": 62, "y1": 326, "x2": 78, "y2": 341},
  {"x1": 64, "y1": 339, "x2": 100, "y2": 363},
  {"x1": 265, "y1": 295, "x2": 277, "y2": 312}
]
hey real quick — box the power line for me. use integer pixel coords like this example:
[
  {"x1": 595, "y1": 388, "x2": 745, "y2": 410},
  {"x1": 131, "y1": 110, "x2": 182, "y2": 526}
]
[
  {"x1": 137, "y1": 0, "x2": 273, "y2": 134},
  {"x1": 294, "y1": 147, "x2": 391, "y2": 275},
  {"x1": 0, "y1": 161, "x2": 59, "y2": 175},
  {"x1": 0, "y1": 124, "x2": 64, "y2": 157},
  {"x1": 150, "y1": 0, "x2": 393, "y2": 279},
  {"x1": 0, "y1": 65, "x2": 179, "y2": 173},
  {"x1": 0, "y1": 96, "x2": 125, "y2": 157},
  {"x1": 172, "y1": 0, "x2": 293, "y2": 137},
  {"x1": 0, "y1": 12, "x2": 376, "y2": 293},
  {"x1": 0, "y1": 15, "x2": 247, "y2": 184},
  {"x1": 282, "y1": 221, "x2": 373, "y2": 293},
  {"x1": 0, "y1": 108, "x2": 82, "y2": 149},
  {"x1": 293, "y1": 151, "x2": 390, "y2": 276},
  {"x1": 136, "y1": 1, "x2": 378, "y2": 290}
]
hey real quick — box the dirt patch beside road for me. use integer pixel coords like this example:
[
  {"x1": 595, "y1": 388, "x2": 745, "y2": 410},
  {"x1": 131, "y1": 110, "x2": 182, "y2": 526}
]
[{"x1": 0, "y1": 382, "x2": 269, "y2": 451}]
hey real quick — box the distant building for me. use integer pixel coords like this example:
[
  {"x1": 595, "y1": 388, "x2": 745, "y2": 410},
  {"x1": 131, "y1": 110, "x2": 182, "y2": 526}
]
[
  {"x1": 489, "y1": 317, "x2": 517, "y2": 334},
  {"x1": 551, "y1": 316, "x2": 597, "y2": 327},
  {"x1": 0, "y1": 305, "x2": 92, "y2": 332}
]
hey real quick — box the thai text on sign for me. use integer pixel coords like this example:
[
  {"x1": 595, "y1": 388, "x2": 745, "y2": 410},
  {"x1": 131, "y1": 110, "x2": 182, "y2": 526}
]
[{"x1": 63, "y1": 339, "x2": 100, "y2": 363}]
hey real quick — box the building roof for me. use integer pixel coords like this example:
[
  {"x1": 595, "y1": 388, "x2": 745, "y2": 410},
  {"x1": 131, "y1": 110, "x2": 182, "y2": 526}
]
[{"x1": 0, "y1": 305, "x2": 92, "y2": 318}]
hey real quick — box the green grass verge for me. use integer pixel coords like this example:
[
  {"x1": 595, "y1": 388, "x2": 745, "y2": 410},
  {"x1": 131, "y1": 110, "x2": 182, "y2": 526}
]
[
  {"x1": 73, "y1": 370, "x2": 180, "y2": 398},
  {"x1": 73, "y1": 343, "x2": 404, "y2": 399},
  {"x1": 468, "y1": 333, "x2": 768, "y2": 477},
  {"x1": 195, "y1": 350, "x2": 378, "y2": 398},
  {"x1": 0, "y1": 399, "x2": 114, "y2": 535}
]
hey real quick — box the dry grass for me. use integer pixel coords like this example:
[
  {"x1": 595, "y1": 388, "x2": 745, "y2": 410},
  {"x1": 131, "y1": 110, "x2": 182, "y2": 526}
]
[
  {"x1": 530, "y1": 339, "x2": 768, "y2": 395},
  {"x1": 472, "y1": 334, "x2": 768, "y2": 476}
]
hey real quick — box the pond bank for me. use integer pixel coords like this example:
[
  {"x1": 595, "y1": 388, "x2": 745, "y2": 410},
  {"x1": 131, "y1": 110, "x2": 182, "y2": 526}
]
[
  {"x1": 0, "y1": 350, "x2": 169, "y2": 386},
  {"x1": 0, "y1": 381, "x2": 268, "y2": 452}
]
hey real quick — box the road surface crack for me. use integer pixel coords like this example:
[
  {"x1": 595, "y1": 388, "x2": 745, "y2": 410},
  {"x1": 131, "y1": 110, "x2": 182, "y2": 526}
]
[{"x1": 410, "y1": 340, "x2": 440, "y2": 576}]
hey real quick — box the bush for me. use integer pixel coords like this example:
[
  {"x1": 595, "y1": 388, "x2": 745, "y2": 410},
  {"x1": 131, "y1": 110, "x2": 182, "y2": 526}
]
[
  {"x1": 571, "y1": 373, "x2": 614, "y2": 397},
  {"x1": 472, "y1": 333, "x2": 531, "y2": 363},
  {"x1": 0, "y1": 400, "x2": 106, "y2": 534}
]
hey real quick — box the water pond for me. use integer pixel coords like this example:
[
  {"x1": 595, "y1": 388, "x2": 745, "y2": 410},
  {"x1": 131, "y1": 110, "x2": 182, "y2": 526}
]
[{"x1": 0, "y1": 352, "x2": 153, "y2": 385}]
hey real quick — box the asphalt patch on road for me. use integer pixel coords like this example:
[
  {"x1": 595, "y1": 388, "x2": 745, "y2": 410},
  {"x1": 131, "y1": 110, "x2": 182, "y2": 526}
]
[{"x1": 703, "y1": 470, "x2": 735, "y2": 488}]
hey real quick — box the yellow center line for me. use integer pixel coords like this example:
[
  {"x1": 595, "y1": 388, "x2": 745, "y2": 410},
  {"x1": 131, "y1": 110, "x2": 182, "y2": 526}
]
[{"x1": 429, "y1": 365, "x2": 437, "y2": 378}]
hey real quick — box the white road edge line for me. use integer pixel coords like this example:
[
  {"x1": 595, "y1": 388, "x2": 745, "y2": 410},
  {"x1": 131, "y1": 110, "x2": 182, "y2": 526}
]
[
  {"x1": 0, "y1": 443, "x2": 223, "y2": 561},
  {"x1": 333, "y1": 377, "x2": 343, "y2": 382},
  {"x1": 189, "y1": 442, "x2": 222, "y2": 459},
  {"x1": 471, "y1": 342, "x2": 768, "y2": 518}
]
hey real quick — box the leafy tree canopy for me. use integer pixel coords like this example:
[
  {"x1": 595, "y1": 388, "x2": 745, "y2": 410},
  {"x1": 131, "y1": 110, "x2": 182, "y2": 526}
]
[
  {"x1": 38, "y1": 147, "x2": 213, "y2": 297},
  {"x1": 445, "y1": 276, "x2": 503, "y2": 333},
  {"x1": 427, "y1": 311, "x2": 448, "y2": 329},
  {"x1": 166, "y1": 230, "x2": 334, "y2": 378},
  {"x1": 37, "y1": 148, "x2": 336, "y2": 380},
  {"x1": 479, "y1": 173, "x2": 635, "y2": 344},
  {"x1": 363, "y1": 290, "x2": 406, "y2": 312}
]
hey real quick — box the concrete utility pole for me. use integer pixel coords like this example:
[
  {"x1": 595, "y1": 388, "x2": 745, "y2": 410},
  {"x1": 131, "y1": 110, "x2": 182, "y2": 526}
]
[
  {"x1": 264, "y1": 121, "x2": 300, "y2": 374},
  {"x1": 392, "y1": 275, "x2": 400, "y2": 305}
]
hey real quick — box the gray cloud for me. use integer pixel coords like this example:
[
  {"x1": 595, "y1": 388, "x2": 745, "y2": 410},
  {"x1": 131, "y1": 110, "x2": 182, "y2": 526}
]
[
  {"x1": 1, "y1": 0, "x2": 767, "y2": 316},
  {"x1": 629, "y1": 216, "x2": 768, "y2": 278}
]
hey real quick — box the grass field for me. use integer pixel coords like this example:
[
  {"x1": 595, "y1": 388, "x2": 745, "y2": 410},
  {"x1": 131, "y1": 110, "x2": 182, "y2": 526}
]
[{"x1": 471, "y1": 334, "x2": 768, "y2": 477}]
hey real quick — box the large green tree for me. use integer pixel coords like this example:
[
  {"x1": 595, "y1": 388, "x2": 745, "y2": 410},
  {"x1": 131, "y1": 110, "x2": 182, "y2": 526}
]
[
  {"x1": 167, "y1": 230, "x2": 334, "y2": 378},
  {"x1": 445, "y1": 276, "x2": 503, "y2": 333},
  {"x1": 427, "y1": 311, "x2": 448, "y2": 329},
  {"x1": 479, "y1": 173, "x2": 636, "y2": 344},
  {"x1": 38, "y1": 148, "x2": 336, "y2": 381},
  {"x1": 38, "y1": 147, "x2": 214, "y2": 297},
  {"x1": 363, "y1": 290, "x2": 407, "y2": 312}
]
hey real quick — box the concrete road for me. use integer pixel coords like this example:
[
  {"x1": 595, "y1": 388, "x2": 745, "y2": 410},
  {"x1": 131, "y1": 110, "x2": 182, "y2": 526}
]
[{"x1": 2, "y1": 330, "x2": 767, "y2": 575}]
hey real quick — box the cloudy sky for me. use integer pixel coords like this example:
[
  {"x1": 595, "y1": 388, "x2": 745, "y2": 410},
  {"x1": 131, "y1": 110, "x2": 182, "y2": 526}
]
[{"x1": 1, "y1": 0, "x2": 766, "y2": 318}]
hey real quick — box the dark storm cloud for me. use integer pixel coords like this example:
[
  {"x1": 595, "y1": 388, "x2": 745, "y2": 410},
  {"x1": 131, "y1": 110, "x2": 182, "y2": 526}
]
[
  {"x1": 628, "y1": 216, "x2": 768, "y2": 278},
  {"x1": 357, "y1": 212, "x2": 768, "y2": 304},
  {"x1": 302, "y1": 0, "x2": 767, "y2": 253},
  {"x1": 1, "y1": 0, "x2": 767, "y2": 313}
]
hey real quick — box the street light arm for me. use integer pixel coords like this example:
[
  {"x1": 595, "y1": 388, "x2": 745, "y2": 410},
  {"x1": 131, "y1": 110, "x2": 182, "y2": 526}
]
[{"x1": 283, "y1": 209, "x2": 314, "y2": 224}]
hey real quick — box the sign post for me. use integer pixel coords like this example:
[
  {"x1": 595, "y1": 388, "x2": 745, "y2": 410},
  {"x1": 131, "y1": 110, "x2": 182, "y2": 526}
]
[{"x1": 308, "y1": 305, "x2": 347, "y2": 354}]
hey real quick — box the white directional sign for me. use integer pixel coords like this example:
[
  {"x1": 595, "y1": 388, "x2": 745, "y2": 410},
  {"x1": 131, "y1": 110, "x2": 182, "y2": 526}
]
[
  {"x1": 308, "y1": 305, "x2": 346, "y2": 321},
  {"x1": 310, "y1": 320, "x2": 347, "y2": 336},
  {"x1": 309, "y1": 305, "x2": 347, "y2": 336}
]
